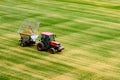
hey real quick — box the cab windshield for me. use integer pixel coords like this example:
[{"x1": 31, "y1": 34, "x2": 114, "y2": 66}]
[{"x1": 49, "y1": 35, "x2": 55, "y2": 41}]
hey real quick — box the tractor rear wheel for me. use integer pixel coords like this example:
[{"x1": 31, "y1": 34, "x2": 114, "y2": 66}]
[
  {"x1": 49, "y1": 48, "x2": 55, "y2": 54},
  {"x1": 37, "y1": 42, "x2": 44, "y2": 51}
]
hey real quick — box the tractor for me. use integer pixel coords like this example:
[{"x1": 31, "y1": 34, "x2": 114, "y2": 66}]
[{"x1": 37, "y1": 32, "x2": 64, "y2": 54}]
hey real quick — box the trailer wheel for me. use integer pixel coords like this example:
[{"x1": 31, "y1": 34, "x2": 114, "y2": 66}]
[
  {"x1": 20, "y1": 43, "x2": 25, "y2": 47},
  {"x1": 37, "y1": 42, "x2": 44, "y2": 51},
  {"x1": 49, "y1": 48, "x2": 55, "y2": 54}
]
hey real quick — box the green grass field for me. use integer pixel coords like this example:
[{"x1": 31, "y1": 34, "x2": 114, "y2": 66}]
[{"x1": 0, "y1": 0, "x2": 120, "y2": 80}]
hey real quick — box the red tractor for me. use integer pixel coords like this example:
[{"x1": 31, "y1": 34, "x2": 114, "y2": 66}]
[{"x1": 37, "y1": 32, "x2": 64, "y2": 54}]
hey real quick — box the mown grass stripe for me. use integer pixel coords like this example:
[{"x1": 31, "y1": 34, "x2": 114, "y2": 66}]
[
  {"x1": 0, "y1": 0, "x2": 120, "y2": 80},
  {"x1": 0, "y1": 0, "x2": 119, "y2": 24},
  {"x1": 0, "y1": 65, "x2": 44, "y2": 80},
  {"x1": 2, "y1": 41, "x2": 77, "y2": 77}
]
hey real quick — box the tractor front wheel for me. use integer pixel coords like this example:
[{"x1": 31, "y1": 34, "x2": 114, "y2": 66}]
[
  {"x1": 57, "y1": 50, "x2": 61, "y2": 52},
  {"x1": 49, "y1": 48, "x2": 55, "y2": 54},
  {"x1": 37, "y1": 42, "x2": 44, "y2": 51}
]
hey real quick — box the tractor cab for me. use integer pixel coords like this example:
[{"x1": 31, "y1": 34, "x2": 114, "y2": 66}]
[
  {"x1": 41, "y1": 32, "x2": 55, "y2": 41},
  {"x1": 40, "y1": 32, "x2": 58, "y2": 50}
]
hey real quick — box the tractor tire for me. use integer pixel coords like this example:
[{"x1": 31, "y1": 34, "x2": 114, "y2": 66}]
[
  {"x1": 49, "y1": 48, "x2": 55, "y2": 54},
  {"x1": 20, "y1": 43, "x2": 25, "y2": 47},
  {"x1": 57, "y1": 50, "x2": 61, "y2": 52},
  {"x1": 37, "y1": 42, "x2": 44, "y2": 51}
]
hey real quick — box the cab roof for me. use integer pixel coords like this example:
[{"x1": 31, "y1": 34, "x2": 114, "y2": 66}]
[{"x1": 41, "y1": 32, "x2": 54, "y2": 36}]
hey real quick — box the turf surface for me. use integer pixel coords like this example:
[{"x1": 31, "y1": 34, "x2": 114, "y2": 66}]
[{"x1": 0, "y1": 0, "x2": 120, "y2": 80}]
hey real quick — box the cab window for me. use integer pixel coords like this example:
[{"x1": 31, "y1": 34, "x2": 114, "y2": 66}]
[{"x1": 49, "y1": 35, "x2": 55, "y2": 41}]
